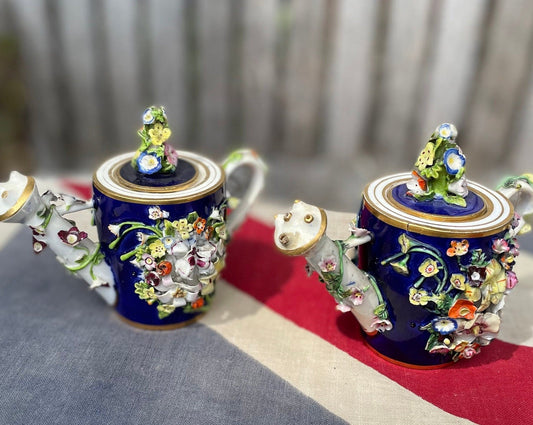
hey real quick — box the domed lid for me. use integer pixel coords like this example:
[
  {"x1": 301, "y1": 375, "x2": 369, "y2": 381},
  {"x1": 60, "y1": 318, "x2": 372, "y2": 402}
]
[
  {"x1": 93, "y1": 151, "x2": 224, "y2": 204},
  {"x1": 93, "y1": 106, "x2": 224, "y2": 204},
  {"x1": 362, "y1": 124, "x2": 514, "y2": 237}
]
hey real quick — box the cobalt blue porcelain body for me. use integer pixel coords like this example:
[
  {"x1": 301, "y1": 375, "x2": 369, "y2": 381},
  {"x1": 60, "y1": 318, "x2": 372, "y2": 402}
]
[
  {"x1": 357, "y1": 203, "x2": 506, "y2": 367},
  {"x1": 92, "y1": 151, "x2": 228, "y2": 328},
  {"x1": 93, "y1": 186, "x2": 225, "y2": 327},
  {"x1": 356, "y1": 173, "x2": 515, "y2": 367}
]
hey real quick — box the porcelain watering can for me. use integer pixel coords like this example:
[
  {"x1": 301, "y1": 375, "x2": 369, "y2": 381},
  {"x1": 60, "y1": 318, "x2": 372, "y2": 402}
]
[
  {"x1": 274, "y1": 123, "x2": 533, "y2": 368},
  {"x1": 0, "y1": 106, "x2": 266, "y2": 329}
]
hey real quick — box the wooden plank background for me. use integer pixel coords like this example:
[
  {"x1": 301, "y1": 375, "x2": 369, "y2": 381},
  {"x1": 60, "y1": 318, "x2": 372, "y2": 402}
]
[{"x1": 0, "y1": 0, "x2": 532, "y2": 211}]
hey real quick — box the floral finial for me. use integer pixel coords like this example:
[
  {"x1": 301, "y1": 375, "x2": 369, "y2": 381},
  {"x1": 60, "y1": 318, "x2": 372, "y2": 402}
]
[
  {"x1": 406, "y1": 123, "x2": 468, "y2": 207},
  {"x1": 132, "y1": 106, "x2": 178, "y2": 175}
]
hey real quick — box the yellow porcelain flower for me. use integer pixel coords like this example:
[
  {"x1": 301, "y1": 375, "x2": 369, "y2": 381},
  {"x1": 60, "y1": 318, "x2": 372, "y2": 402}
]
[
  {"x1": 172, "y1": 218, "x2": 194, "y2": 240},
  {"x1": 464, "y1": 284, "x2": 481, "y2": 302},
  {"x1": 450, "y1": 273, "x2": 466, "y2": 290},
  {"x1": 483, "y1": 259, "x2": 506, "y2": 305},
  {"x1": 398, "y1": 234, "x2": 413, "y2": 254},
  {"x1": 148, "y1": 123, "x2": 172, "y2": 145},
  {"x1": 149, "y1": 239, "x2": 166, "y2": 258},
  {"x1": 414, "y1": 142, "x2": 435, "y2": 170},
  {"x1": 418, "y1": 258, "x2": 439, "y2": 277},
  {"x1": 409, "y1": 288, "x2": 430, "y2": 306}
]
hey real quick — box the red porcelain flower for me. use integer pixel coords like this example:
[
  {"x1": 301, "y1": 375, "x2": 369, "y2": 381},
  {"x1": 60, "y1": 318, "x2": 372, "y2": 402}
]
[
  {"x1": 191, "y1": 298, "x2": 205, "y2": 309},
  {"x1": 412, "y1": 170, "x2": 427, "y2": 191},
  {"x1": 145, "y1": 272, "x2": 160, "y2": 287}
]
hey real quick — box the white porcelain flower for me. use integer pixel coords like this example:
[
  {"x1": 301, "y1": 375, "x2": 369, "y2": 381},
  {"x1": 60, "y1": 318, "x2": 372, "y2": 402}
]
[
  {"x1": 148, "y1": 206, "x2": 169, "y2": 220},
  {"x1": 448, "y1": 176, "x2": 468, "y2": 197},
  {"x1": 108, "y1": 224, "x2": 121, "y2": 236}
]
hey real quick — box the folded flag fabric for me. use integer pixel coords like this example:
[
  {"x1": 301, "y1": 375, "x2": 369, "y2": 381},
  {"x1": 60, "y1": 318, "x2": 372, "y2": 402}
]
[{"x1": 0, "y1": 180, "x2": 527, "y2": 425}]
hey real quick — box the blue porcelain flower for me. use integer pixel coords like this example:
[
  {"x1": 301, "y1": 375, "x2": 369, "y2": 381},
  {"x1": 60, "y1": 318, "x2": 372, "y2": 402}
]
[
  {"x1": 137, "y1": 152, "x2": 162, "y2": 174},
  {"x1": 142, "y1": 108, "x2": 155, "y2": 125},
  {"x1": 431, "y1": 317, "x2": 458, "y2": 335},
  {"x1": 443, "y1": 148, "x2": 465, "y2": 175},
  {"x1": 436, "y1": 123, "x2": 457, "y2": 140}
]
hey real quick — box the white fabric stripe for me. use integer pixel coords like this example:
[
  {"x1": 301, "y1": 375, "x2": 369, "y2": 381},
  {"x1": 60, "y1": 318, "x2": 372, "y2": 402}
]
[{"x1": 200, "y1": 280, "x2": 475, "y2": 424}]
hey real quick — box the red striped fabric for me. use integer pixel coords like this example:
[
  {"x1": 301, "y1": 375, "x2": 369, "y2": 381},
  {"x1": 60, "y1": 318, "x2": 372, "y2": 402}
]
[
  {"x1": 61, "y1": 181, "x2": 533, "y2": 424},
  {"x1": 223, "y1": 218, "x2": 533, "y2": 425}
]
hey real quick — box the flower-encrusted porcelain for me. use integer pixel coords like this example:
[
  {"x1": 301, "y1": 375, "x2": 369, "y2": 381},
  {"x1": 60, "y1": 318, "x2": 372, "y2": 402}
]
[
  {"x1": 381, "y1": 216, "x2": 522, "y2": 361},
  {"x1": 133, "y1": 106, "x2": 177, "y2": 174},
  {"x1": 407, "y1": 123, "x2": 468, "y2": 206},
  {"x1": 274, "y1": 123, "x2": 533, "y2": 368},
  {"x1": 274, "y1": 200, "x2": 391, "y2": 335},
  {"x1": 108, "y1": 206, "x2": 227, "y2": 319},
  {"x1": 0, "y1": 106, "x2": 266, "y2": 329}
]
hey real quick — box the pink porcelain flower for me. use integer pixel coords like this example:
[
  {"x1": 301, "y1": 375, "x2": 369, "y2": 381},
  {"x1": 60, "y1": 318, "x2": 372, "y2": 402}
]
[
  {"x1": 506, "y1": 270, "x2": 518, "y2": 289},
  {"x1": 164, "y1": 143, "x2": 179, "y2": 166},
  {"x1": 371, "y1": 318, "x2": 393, "y2": 332},
  {"x1": 318, "y1": 256, "x2": 337, "y2": 273},
  {"x1": 492, "y1": 238, "x2": 510, "y2": 254}
]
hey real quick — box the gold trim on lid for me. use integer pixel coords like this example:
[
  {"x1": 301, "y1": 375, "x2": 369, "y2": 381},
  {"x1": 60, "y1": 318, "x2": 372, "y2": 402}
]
[
  {"x1": 0, "y1": 176, "x2": 35, "y2": 222},
  {"x1": 384, "y1": 180, "x2": 491, "y2": 223},
  {"x1": 93, "y1": 152, "x2": 226, "y2": 205},
  {"x1": 362, "y1": 175, "x2": 514, "y2": 238}
]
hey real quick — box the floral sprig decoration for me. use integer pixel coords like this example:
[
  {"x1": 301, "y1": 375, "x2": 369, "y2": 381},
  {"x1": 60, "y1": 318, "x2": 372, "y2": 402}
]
[
  {"x1": 383, "y1": 218, "x2": 522, "y2": 362},
  {"x1": 406, "y1": 123, "x2": 468, "y2": 207},
  {"x1": 108, "y1": 205, "x2": 227, "y2": 319},
  {"x1": 132, "y1": 106, "x2": 179, "y2": 175},
  {"x1": 312, "y1": 240, "x2": 391, "y2": 331}
]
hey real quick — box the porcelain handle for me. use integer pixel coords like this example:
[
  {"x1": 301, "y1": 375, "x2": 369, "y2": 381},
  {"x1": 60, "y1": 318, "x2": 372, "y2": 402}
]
[{"x1": 222, "y1": 149, "x2": 266, "y2": 235}]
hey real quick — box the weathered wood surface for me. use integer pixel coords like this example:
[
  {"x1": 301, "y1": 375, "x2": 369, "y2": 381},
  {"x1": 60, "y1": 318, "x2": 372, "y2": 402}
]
[{"x1": 1, "y1": 0, "x2": 533, "y2": 210}]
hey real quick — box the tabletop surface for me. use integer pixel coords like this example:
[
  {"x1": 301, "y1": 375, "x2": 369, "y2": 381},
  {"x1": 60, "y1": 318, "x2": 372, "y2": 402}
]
[{"x1": 0, "y1": 178, "x2": 532, "y2": 425}]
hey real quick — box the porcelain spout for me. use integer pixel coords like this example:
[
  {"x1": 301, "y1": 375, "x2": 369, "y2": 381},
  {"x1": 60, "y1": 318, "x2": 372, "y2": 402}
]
[
  {"x1": 274, "y1": 123, "x2": 533, "y2": 368},
  {"x1": 0, "y1": 171, "x2": 117, "y2": 305},
  {"x1": 273, "y1": 200, "x2": 392, "y2": 334}
]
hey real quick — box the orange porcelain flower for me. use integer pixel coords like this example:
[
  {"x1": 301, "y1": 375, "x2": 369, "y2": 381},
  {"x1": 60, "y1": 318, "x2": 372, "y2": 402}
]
[
  {"x1": 156, "y1": 261, "x2": 172, "y2": 276},
  {"x1": 448, "y1": 299, "x2": 477, "y2": 320},
  {"x1": 191, "y1": 298, "x2": 205, "y2": 309},
  {"x1": 193, "y1": 217, "x2": 207, "y2": 234},
  {"x1": 446, "y1": 239, "x2": 469, "y2": 257}
]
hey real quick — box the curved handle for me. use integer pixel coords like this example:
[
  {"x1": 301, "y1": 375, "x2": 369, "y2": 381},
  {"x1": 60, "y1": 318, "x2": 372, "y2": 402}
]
[{"x1": 222, "y1": 149, "x2": 267, "y2": 235}]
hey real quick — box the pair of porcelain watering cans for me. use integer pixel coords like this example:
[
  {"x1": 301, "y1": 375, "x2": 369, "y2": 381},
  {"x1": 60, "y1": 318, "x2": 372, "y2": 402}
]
[
  {"x1": 2, "y1": 113, "x2": 531, "y2": 368},
  {"x1": 0, "y1": 106, "x2": 266, "y2": 329},
  {"x1": 274, "y1": 123, "x2": 533, "y2": 368}
]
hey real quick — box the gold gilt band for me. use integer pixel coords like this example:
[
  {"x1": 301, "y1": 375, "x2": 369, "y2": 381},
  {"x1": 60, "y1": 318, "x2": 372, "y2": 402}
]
[
  {"x1": 363, "y1": 173, "x2": 514, "y2": 238},
  {"x1": 0, "y1": 176, "x2": 35, "y2": 222},
  {"x1": 93, "y1": 151, "x2": 225, "y2": 205},
  {"x1": 277, "y1": 208, "x2": 328, "y2": 256}
]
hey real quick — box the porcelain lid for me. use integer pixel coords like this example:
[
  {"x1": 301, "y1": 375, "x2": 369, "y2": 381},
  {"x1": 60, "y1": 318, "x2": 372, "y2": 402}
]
[
  {"x1": 93, "y1": 151, "x2": 225, "y2": 204},
  {"x1": 363, "y1": 173, "x2": 514, "y2": 237}
]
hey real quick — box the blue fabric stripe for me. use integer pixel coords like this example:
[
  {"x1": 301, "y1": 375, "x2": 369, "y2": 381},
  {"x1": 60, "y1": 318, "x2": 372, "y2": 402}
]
[{"x1": 0, "y1": 231, "x2": 347, "y2": 425}]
